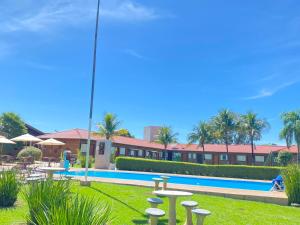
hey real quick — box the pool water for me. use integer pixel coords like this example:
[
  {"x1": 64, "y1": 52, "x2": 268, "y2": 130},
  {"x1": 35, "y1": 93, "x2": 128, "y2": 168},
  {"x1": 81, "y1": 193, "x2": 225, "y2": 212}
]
[{"x1": 58, "y1": 170, "x2": 272, "y2": 192}]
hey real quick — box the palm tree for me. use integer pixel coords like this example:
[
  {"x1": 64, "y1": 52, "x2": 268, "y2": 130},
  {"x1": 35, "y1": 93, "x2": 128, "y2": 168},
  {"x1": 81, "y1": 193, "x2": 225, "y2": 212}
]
[
  {"x1": 240, "y1": 112, "x2": 269, "y2": 165},
  {"x1": 212, "y1": 109, "x2": 236, "y2": 163},
  {"x1": 280, "y1": 111, "x2": 300, "y2": 164},
  {"x1": 97, "y1": 113, "x2": 121, "y2": 140},
  {"x1": 156, "y1": 126, "x2": 178, "y2": 160},
  {"x1": 187, "y1": 121, "x2": 213, "y2": 163}
]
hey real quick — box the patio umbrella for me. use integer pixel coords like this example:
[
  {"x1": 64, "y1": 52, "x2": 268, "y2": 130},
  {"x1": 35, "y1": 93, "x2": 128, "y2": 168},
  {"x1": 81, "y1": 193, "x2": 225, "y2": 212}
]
[
  {"x1": 37, "y1": 138, "x2": 65, "y2": 166},
  {"x1": 11, "y1": 133, "x2": 42, "y2": 146},
  {"x1": 37, "y1": 138, "x2": 65, "y2": 146},
  {"x1": 0, "y1": 136, "x2": 16, "y2": 165}
]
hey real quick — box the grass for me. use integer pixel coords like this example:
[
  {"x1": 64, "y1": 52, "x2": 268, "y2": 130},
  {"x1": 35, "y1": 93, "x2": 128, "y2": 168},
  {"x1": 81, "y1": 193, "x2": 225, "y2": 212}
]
[{"x1": 1, "y1": 182, "x2": 300, "y2": 225}]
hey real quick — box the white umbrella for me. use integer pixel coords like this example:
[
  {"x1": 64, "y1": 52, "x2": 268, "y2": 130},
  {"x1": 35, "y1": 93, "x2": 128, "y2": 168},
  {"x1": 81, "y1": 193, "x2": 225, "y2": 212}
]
[
  {"x1": 37, "y1": 138, "x2": 65, "y2": 146},
  {"x1": 37, "y1": 138, "x2": 65, "y2": 166},
  {"x1": 0, "y1": 136, "x2": 16, "y2": 165},
  {"x1": 11, "y1": 133, "x2": 42, "y2": 146}
]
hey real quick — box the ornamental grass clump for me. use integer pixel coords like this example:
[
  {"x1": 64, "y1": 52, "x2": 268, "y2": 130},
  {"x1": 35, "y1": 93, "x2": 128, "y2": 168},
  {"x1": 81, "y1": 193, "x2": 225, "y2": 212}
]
[
  {"x1": 32, "y1": 195, "x2": 111, "y2": 225},
  {"x1": 23, "y1": 179, "x2": 111, "y2": 225},
  {"x1": 0, "y1": 170, "x2": 20, "y2": 207},
  {"x1": 23, "y1": 179, "x2": 71, "y2": 224},
  {"x1": 282, "y1": 164, "x2": 300, "y2": 204}
]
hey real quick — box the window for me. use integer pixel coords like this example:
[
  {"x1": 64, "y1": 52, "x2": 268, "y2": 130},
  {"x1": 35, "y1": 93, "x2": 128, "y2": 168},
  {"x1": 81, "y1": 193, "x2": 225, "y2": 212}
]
[
  {"x1": 173, "y1": 152, "x2": 182, "y2": 161},
  {"x1": 130, "y1": 150, "x2": 135, "y2": 156},
  {"x1": 188, "y1": 153, "x2": 196, "y2": 160},
  {"x1": 220, "y1": 154, "x2": 228, "y2": 161},
  {"x1": 204, "y1": 154, "x2": 212, "y2": 160},
  {"x1": 98, "y1": 142, "x2": 105, "y2": 155},
  {"x1": 255, "y1": 155, "x2": 264, "y2": 162},
  {"x1": 119, "y1": 147, "x2": 125, "y2": 155},
  {"x1": 237, "y1": 155, "x2": 246, "y2": 162},
  {"x1": 138, "y1": 150, "x2": 143, "y2": 157},
  {"x1": 80, "y1": 144, "x2": 87, "y2": 153}
]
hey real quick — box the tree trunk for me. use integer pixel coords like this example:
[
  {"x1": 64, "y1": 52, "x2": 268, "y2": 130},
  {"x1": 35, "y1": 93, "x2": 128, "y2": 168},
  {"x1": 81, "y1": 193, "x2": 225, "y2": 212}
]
[
  {"x1": 297, "y1": 144, "x2": 300, "y2": 165},
  {"x1": 251, "y1": 137, "x2": 254, "y2": 165},
  {"x1": 202, "y1": 145, "x2": 205, "y2": 164},
  {"x1": 225, "y1": 142, "x2": 230, "y2": 164},
  {"x1": 164, "y1": 145, "x2": 167, "y2": 160}
]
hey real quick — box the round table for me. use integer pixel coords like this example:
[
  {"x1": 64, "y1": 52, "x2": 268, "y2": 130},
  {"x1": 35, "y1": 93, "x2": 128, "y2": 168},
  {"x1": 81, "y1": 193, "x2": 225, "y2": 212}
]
[
  {"x1": 153, "y1": 190, "x2": 193, "y2": 225},
  {"x1": 39, "y1": 167, "x2": 65, "y2": 179}
]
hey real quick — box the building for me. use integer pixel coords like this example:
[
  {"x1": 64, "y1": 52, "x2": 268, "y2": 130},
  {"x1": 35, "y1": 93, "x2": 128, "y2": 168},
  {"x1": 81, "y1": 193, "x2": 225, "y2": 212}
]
[
  {"x1": 25, "y1": 123, "x2": 44, "y2": 136},
  {"x1": 37, "y1": 128, "x2": 290, "y2": 165},
  {"x1": 144, "y1": 126, "x2": 161, "y2": 142},
  {"x1": 38, "y1": 129, "x2": 97, "y2": 158}
]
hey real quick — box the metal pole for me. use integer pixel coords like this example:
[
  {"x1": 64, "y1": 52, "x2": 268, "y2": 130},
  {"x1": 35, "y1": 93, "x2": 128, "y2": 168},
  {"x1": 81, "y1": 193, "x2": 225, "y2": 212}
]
[{"x1": 84, "y1": 0, "x2": 101, "y2": 183}]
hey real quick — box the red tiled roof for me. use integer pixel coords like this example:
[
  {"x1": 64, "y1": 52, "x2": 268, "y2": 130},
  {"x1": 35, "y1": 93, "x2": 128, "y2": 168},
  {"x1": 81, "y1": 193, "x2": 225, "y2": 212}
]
[
  {"x1": 38, "y1": 128, "x2": 98, "y2": 140},
  {"x1": 276, "y1": 145, "x2": 298, "y2": 154},
  {"x1": 38, "y1": 128, "x2": 286, "y2": 154}
]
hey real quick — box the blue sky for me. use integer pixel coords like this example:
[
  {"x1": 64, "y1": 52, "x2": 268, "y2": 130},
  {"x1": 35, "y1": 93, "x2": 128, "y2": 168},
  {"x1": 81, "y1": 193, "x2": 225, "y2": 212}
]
[{"x1": 0, "y1": 0, "x2": 300, "y2": 144}]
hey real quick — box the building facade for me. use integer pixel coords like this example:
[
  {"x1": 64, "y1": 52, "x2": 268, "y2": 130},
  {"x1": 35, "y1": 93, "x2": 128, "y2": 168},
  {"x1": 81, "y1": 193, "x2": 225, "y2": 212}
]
[{"x1": 38, "y1": 128, "x2": 291, "y2": 166}]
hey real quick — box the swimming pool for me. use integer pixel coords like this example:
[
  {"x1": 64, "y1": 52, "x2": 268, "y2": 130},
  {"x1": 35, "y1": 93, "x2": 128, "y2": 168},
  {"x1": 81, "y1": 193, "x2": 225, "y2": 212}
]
[{"x1": 58, "y1": 170, "x2": 272, "y2": 191}]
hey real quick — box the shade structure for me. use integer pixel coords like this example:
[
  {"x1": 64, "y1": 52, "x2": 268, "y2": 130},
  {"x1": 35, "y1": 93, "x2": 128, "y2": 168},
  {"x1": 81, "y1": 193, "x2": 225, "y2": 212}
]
[
  {"x1": 37, "y1": 138, "x2": 65, "y2": 146},
  {"x1": 0, "y1": 136, "x2": 16, "y2": 165},
  {"x1": 0, "y1": 136, "x2": 16, "y2": 144},
  {"x1": 11, "y1": 134, "x2": 42, "y2": 143}
]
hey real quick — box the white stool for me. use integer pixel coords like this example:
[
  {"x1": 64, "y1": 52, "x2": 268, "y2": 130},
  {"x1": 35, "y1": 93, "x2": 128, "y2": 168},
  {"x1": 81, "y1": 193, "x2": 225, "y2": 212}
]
[
  {"x1": 145, "y1": 208, "x2": 165, "y2": 225},
  {"x1": 152, "y1": 178, "x2": 163, "y2": 191},
  {"x1": 181, "y1": 201, "x2": 198, "y2": 225},
  {"x1": 160, "y1": 176, "x2": 170, "y2": 190},
  {"x1": 192, "y1": 209, "x2": 211, "y2": 225},
  {"x1": 147, "y1": 198, "x2": 163, "y2": 208}
]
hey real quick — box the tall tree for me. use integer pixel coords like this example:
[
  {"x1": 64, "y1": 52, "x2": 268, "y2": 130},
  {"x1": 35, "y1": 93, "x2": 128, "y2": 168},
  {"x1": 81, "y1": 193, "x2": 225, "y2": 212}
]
[
  {"x1": 240, "y1": 112, "x2": 269, "y2": 165},
  {"x1": 0, "y1": 112, "x2": 27, "y2": 138},
  {"x1": 156, "y1": 126, "x2": 178, "y2": 160},
  {"x1": 187, "y1": 121, "x2": 213, "y2": 162},
  {"x1": 234, "y1": 116, "x2": 251, "y2": 144},
  {"x1": 280, "y1": 111, "x2": 300, "y2": 164},
  {"x1": 97, "y1": 113, "x2": 121, "y2": 140},
  {"x1": 115, "y1": 128, "x2": 134, "y2": 138},
  {"x1": 212, "y1": 109, "x2": 236, "y2": 163}
]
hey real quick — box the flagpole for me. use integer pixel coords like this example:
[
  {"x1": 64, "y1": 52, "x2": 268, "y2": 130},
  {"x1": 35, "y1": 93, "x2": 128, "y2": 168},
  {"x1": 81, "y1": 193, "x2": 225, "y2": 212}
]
[{"x1": 82, "y1": 0, "x2": 101, "y2": 186}]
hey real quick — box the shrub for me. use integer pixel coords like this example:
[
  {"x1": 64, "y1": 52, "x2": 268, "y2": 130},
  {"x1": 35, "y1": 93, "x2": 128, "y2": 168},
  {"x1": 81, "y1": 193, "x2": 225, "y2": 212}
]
[
  {"x1": 276, "y1": 151, "x2": 293, "y2": 166},
  {"x1": 282, "y1": 164, "x2": 300, "y2": 204},
  {"x1": 0, "y1": 170, "x2": 20, "y2": 207},
  {"x1": 79, "y1": 154, "x2": 94, "y2": 168},
  {"x1": 23, "y1": 179, "x2": 71, "y2": 224},
  {"x1": 17, "y1": 146, "x2": 42, "y2": 161},
  {"x1": 116, "y1": 157, "x2": 282, "y2": 180},
  {"x1": 23, "y1": 179, "x2": 110, "y2": 225},
  {"x1": 32, "y1": 195, "x2": 110, "y2": 225}
]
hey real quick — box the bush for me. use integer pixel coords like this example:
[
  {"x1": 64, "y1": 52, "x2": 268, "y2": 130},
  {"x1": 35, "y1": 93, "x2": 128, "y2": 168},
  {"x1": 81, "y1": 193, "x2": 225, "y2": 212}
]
[
  {"x1": 276, "y1": 151, "x2": 293, "y2": 166},
  {"x1": 79, "y1": 154, "x2": 94, "y2": 168},
  {"x1": 282, "y1": 164, "x2": 300, "y2": 205},
  {"x1": 0, "y1": 170, "x2": 20, "y2": 207},
  {"x1": 17, "y1": 146, "x2": 42, "y2": 161},
  {"x1": 32, "y1": 195, "x2": 110, "y2": 225},
  {"x1": 116, "y1": 157, "x2": 282, "y2": 180},
  {"x1": 23, "y1": 179, "x2": 71, "y2": 224},
  {"x1": 23, "y1": 179, "x2": 110, "y2": 225}
]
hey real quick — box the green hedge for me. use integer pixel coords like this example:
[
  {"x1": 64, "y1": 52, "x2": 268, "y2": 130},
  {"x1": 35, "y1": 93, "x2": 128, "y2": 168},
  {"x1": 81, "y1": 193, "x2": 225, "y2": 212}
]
[{"x1": 116, "y1": 157, "x2": 282, "y2": 180}]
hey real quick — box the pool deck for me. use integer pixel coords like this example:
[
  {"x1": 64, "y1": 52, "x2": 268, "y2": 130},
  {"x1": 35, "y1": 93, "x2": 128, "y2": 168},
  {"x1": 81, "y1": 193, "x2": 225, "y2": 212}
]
[{"x1": 66, "y1": 169, "x2": 288, "y2": 206}]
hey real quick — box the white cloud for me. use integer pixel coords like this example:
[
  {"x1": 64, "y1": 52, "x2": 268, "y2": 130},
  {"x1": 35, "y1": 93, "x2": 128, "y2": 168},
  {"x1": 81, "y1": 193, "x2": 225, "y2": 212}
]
[
  {"x1": 101, "y1": 1, "x2": 160, "y2": 22},
  {"x1": 244, "y1": 80, "x2": 299, "y2": 100},
  {"x1": 123, "y1": 49, "x2": 145, "y2": 59},
  {"x1": 0, "y1": 0, "x2": 162, "y2": 33}
]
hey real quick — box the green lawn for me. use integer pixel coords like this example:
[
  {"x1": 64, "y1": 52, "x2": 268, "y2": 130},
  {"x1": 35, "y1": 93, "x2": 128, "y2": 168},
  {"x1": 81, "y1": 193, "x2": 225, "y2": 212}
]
[{"x1": 1, "y1": 181, "x2": 300, "y2": 225}]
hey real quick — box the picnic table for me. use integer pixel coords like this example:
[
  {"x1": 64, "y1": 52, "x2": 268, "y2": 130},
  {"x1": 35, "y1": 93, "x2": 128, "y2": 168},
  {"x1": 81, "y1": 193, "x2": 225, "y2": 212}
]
[
  {"x1": 153, "y1": 190, "x2": 193, "y2": 225},
  {"x1": 39, "y1": 167, "x2": 65, "y2": 179}
]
